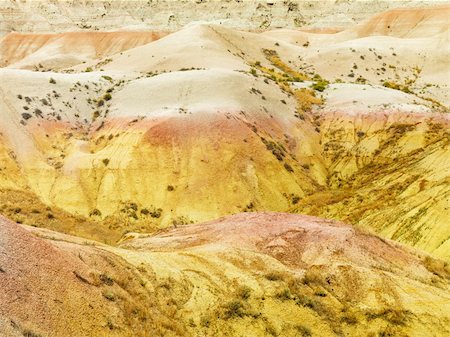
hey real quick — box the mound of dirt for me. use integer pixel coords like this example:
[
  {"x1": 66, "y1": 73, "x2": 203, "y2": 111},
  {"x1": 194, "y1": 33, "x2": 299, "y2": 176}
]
[{"x1": 0, "y1": 215, "x2": 178, "y2": 337}]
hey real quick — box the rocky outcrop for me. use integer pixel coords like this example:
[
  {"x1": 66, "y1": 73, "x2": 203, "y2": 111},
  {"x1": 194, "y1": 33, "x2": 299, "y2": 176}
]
[{"x1": 0, "y1": 0, "x2": 443, "y2": 34}]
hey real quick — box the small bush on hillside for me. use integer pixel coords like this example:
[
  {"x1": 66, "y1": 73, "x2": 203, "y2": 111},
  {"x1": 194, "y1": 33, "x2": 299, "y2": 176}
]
[
  {"x1": 151, "y1": 208, "x2": 162, "y2": 218},
  {"x1": 311, "y1": 80, "x2": 329, "y2": 92},
  {"x1": 236, "y1": 286, "x2": 252, "y2": 300},
  {"x1": 292, "y1": 195, "x2": 300, "y2": 204},
  {"x1": 365, "y1": 308, "x2": 410, "y2": 326},
  {"x1": 275, "y1": 288, "x2": 291, "y2": 301},
  {"x1": 102, "y1": 290, "x2": 116, "y2": 301},
  {"x1": 90, "y1": 208, "x2": 102, "y2": 217},
  {"x1": 284, "y1": 163, "x2": 294, "y2": 173},
  {"x1": 104, "y1": 93, "x2": 112, "y2": 101},
  {"x1": 295, "y1": 325, "x2": 312, "y2": 337},
  {"x1": 223, "y1": 300, "x2": 245, "y2": 319},
  {"x1": 34, "y1": 108, "x2": 43, "y2": 117},
  {"x1": 295, "y1": 294, "x2": 315, "y2": 308},
  {"x1": 22, "y1": 113, "x2": 32, "y2": 120},
  {"x1": 49, "y1": 78, "x2": 56, "y2": 84},
  {"x1": 99, "y1": 273, "x2": 114, "y2": 286},
  {"x1": 314, "y1": 290, "x2": 327, "y2": 297},
  {"x1": 22, "y1": 330, "x2": 43, "y2": 337},
  {"x1": 265, "y1": 271, "x2": 284, "y2": 281},
  {"x1": 383, "y1": 81, "x2": 411, "y2": 94},
  {"x1": 423, "y1": 256, "x2": 450, "y2": 279},
  {"x1": 92, "y1": 111, "x2": 100, "y2": 120},
  {"x1": 265, "y1": 323, "x2": 278, "y2": 336},
  {"x1": 341, "y1": 310, "x2": 358, "y2": 324},
  {"x1": 302, "y1": 268, "x2": 324, "y2": 285}
]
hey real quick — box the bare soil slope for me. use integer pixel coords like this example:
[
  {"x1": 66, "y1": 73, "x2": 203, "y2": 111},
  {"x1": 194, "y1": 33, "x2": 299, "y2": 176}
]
[
  {"x1": 0, "y1": 215, "x2": 179, "y2": 337},
  {"x1": 0, "y1": 5, "x2": 449, "y2": 259},
  {"x1": 3, "y1": 213, "x2": 449, "y2": 337}
]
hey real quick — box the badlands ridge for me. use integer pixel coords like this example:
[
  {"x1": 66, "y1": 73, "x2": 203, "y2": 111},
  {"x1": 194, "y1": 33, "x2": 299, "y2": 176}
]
[{"x1": 0, "y1": 2, "x2": 449, "y2": 337}]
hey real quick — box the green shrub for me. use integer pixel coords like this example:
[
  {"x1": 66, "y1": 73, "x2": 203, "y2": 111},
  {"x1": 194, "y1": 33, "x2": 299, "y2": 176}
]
[
  {"x1": 22, "y1": 330, "x2": 43, "y2": 337},
  {"x1": 22, "y1": 113, "x2": 32, "y2": 120},
  {"x1": 314, "y1": 290, "x2": 327, "y2": 297},
  {"x1": 92, "y1": 111, "x2": 100, "y2": 120},
  {"x1": 151, "y1": 208, "x2": 162, "y2": 218},
  {"x1": 295, "y1": 294, "x2": 315, "y2": 308},
  {"x1": 223, "y1": 300, "x2": 245, "y2": 319},
  {"x1": 311, "y1": 80, "x2": 329, "y2": 92},
  {"x1": 90, "y1": 208, "x2": 102, "y2": 217},
  {"x1": 265, "y1": 272, "x2": 284, "y2": 281},
  {"x1": 99, "y1": 273, "x2": 114, "y2": 285},
  {"x1": 284, "y1": 163, "x2": 294, "y2": 173},
  {"x1": 102, "y1": 290, "x2": 116, "y2": 301},
  {"x1": 265, "y1": 324, "x2": 278, "y2": 336},
  {"x1": 237, "y1": 286, "x2": 252, "y2": 300},
  {"x1": 275, "y1": 288, "x2": 291, "y2": 301},
  {"x1": 383, "y1": 81, "x2": 411, "y2": 93},
  {"x1": 295, "y1": 325, "x2": 312, "y2": 337}
]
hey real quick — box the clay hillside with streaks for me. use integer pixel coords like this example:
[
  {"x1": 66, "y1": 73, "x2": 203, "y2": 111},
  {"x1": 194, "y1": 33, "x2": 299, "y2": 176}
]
[{"x1": 0, "y1": 1, "x2": 449, "y2": 337}]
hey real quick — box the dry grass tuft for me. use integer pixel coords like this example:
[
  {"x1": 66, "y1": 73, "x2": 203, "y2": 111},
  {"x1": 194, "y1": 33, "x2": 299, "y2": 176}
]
[
  {"x1": 423, "y1": 256, "x2": 450, "y2": 279},
  {"x1": 293, "y1": 88, "x2": 322, "y2": 112}
]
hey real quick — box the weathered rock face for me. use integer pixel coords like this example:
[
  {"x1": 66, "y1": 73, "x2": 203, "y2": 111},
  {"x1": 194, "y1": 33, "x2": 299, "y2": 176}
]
[{"x1": 0, "y1": 0, "x2": 446, "y2": 34}]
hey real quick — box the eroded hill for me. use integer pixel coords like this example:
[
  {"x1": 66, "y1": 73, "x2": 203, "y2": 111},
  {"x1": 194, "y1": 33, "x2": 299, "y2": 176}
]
[
  {"x1": 0, "y1": 6, "x2": 449, "y2": 259},
  {"x1": 1, "y1": 0, "x2": 445, "y2": 34},
  {"x1": 1, "y1": 213, "x2": 449, "y2": 337}
]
